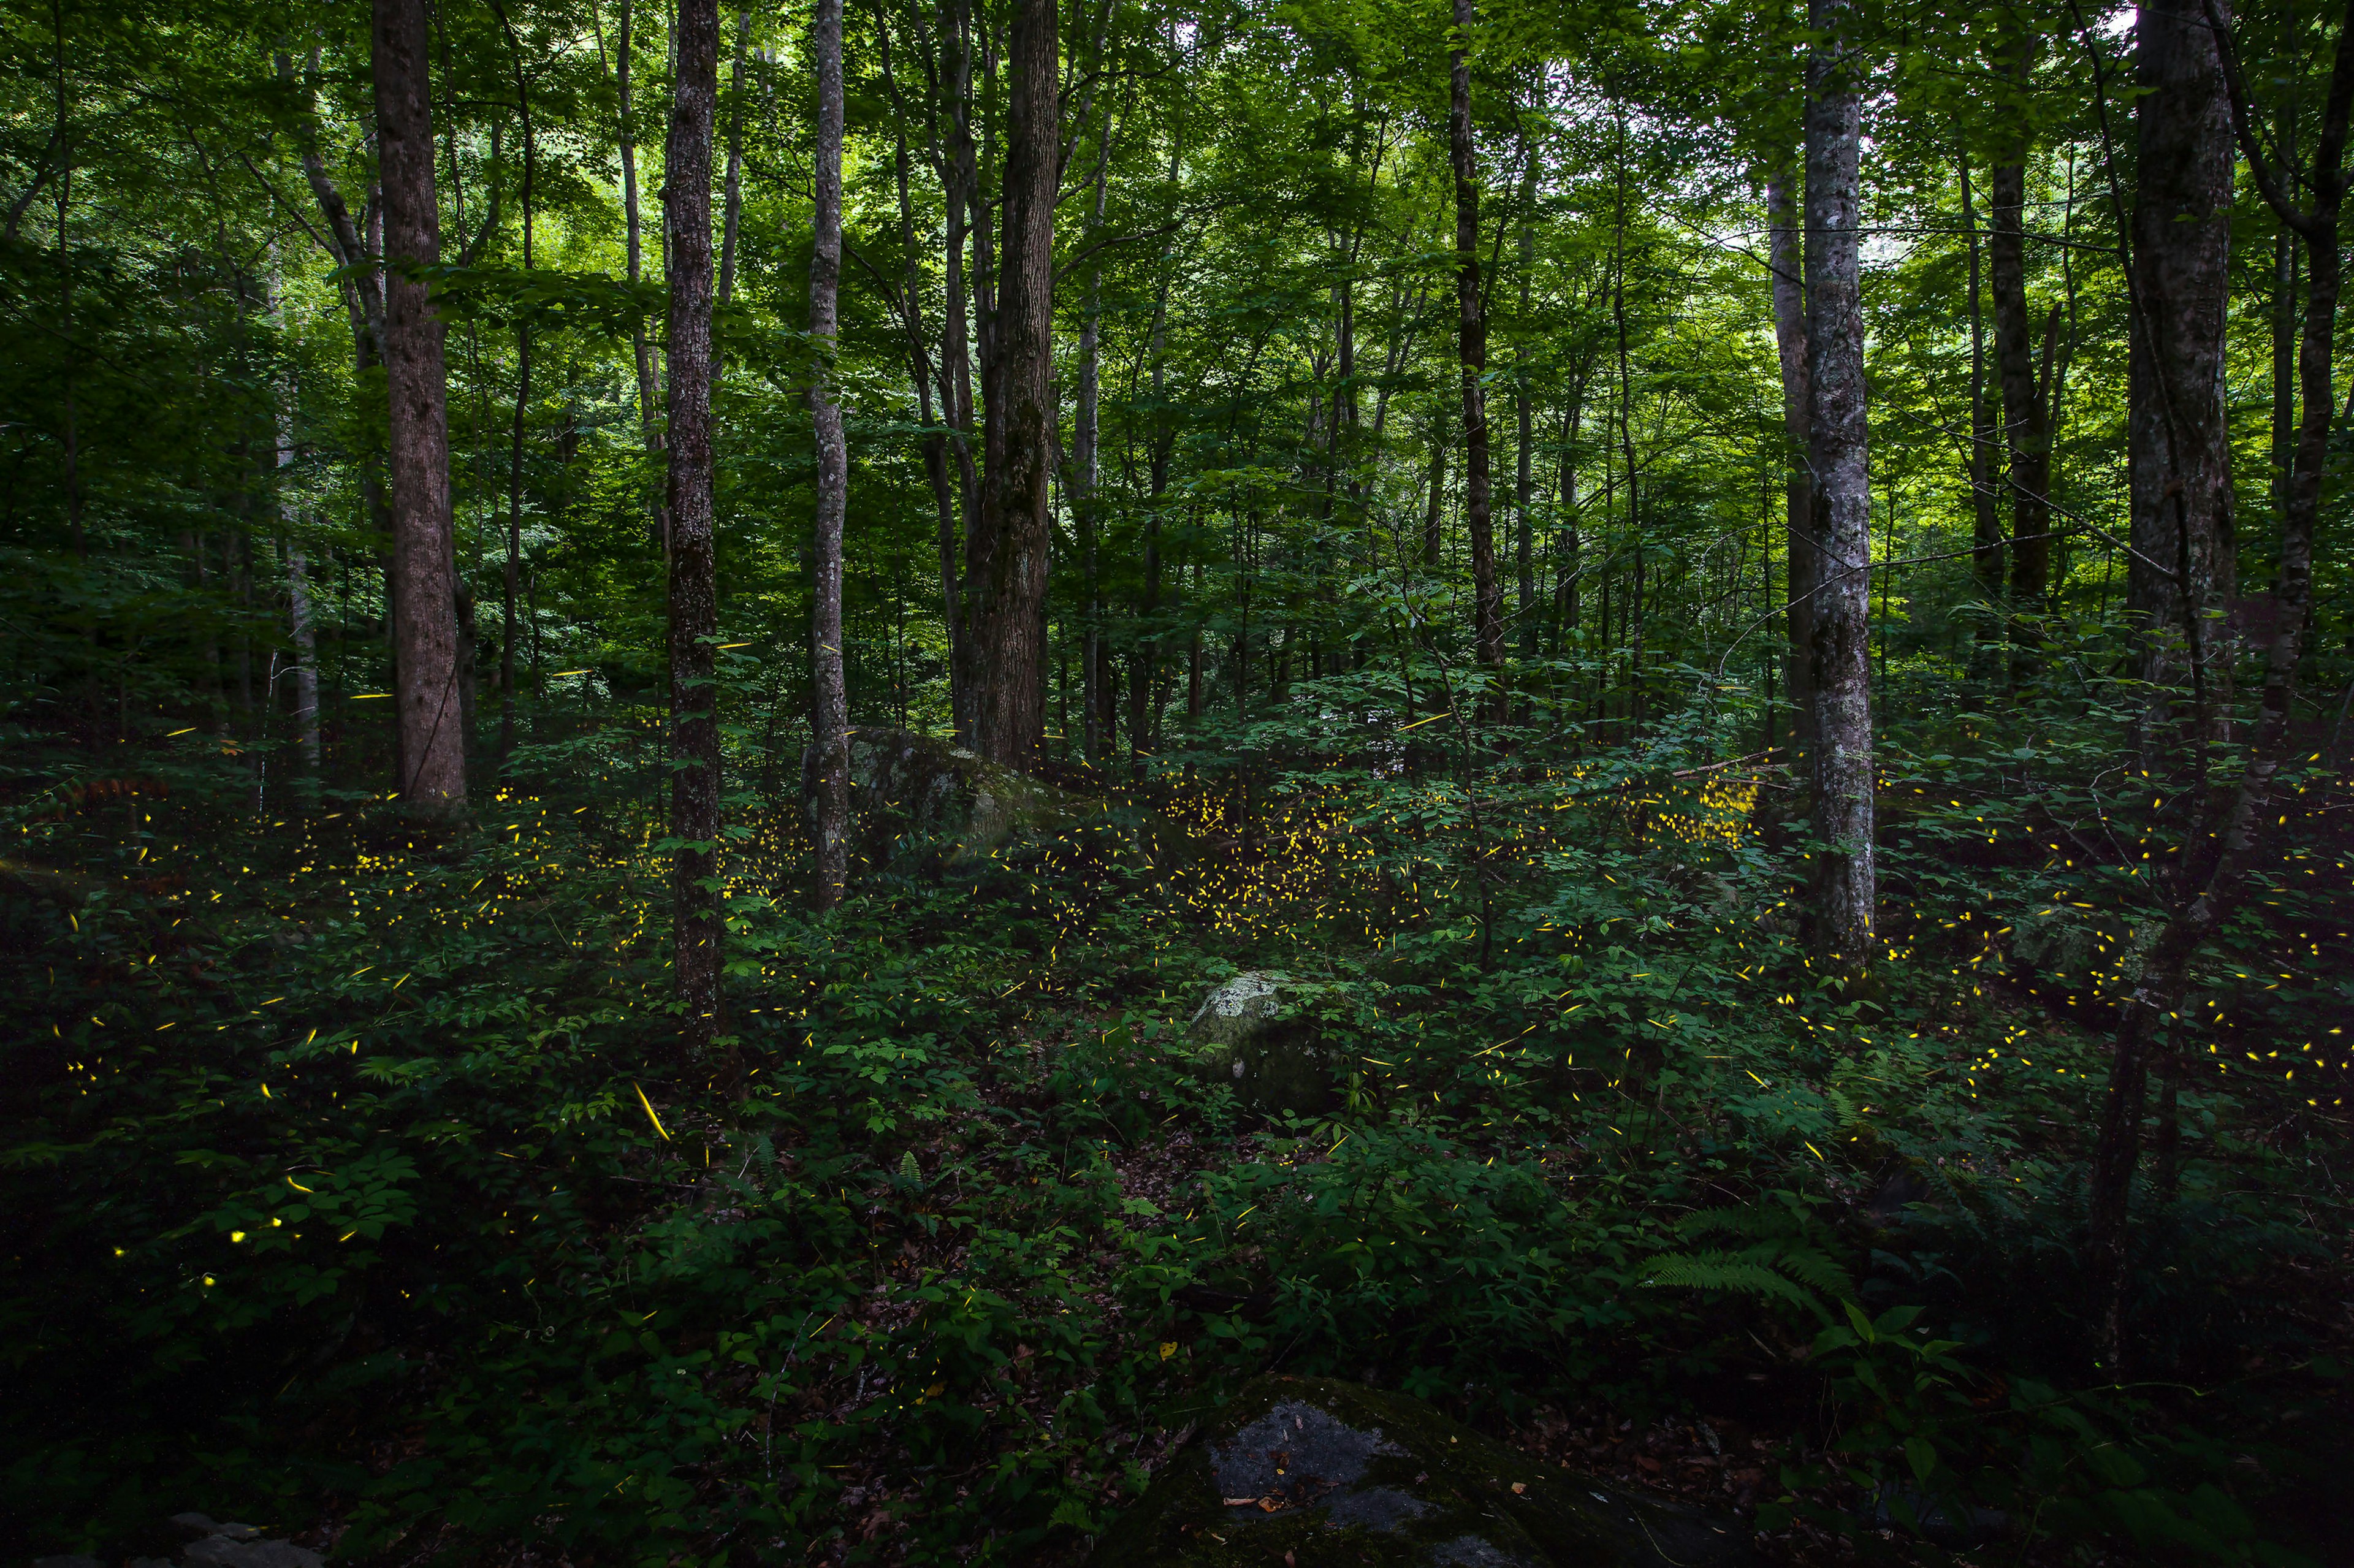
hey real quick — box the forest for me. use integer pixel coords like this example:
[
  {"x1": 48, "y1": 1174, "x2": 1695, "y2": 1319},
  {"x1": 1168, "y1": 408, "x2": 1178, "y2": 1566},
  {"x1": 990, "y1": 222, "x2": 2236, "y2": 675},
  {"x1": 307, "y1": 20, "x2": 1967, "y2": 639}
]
[{"x1": 2, "y1": 0, "x2": 2351, "y2": 1561}]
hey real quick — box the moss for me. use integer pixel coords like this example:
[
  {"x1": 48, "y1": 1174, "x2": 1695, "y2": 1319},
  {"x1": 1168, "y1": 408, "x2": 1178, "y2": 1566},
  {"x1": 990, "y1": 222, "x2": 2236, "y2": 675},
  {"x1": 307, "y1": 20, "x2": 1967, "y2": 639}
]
[
  {"x1": 1179, "y1": 973, "x2": 1338, "y2": 1116},
  {"x1": 1089, "y1": 1377, "x2": 1758, "y2": 1568}
]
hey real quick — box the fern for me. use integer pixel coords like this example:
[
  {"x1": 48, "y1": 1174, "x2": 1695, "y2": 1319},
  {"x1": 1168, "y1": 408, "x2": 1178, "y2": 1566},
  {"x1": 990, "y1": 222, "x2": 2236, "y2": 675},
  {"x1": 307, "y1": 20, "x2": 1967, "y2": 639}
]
[{"x1": 1641, "y1": 1251, "x2": 1826, "y2": 1315}]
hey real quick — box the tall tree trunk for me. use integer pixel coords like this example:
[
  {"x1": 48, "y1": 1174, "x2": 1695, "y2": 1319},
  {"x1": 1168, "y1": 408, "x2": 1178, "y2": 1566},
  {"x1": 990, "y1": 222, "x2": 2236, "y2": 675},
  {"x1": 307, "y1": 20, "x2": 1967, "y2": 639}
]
[
  {"x1": 1515, "y1": 150, "x2": 1537, "y2": 658},
  {"x1": 1993, "y1": 155, "x2": 2055, "y2": 661},
  {"x1": 871, "y1": 0, "x2": 959, "y2": 734},
  {"x1": 1076, "y1": 153, "x2": 1110, "y2": 764},
  {"x1": 1958, "y1": 149, "x2": 2004, "y2": 603},
  {"x1": 1804, "y1": 0, "x2": 1875, "y2": 963},
  {"x1": 665, "y1": 0, "x2": 722, "y2": 1049},
  {"x1": 2127, "y1": 0, "x2": 2236, "y2": 752},
  {"x1": 492, "y1": 0, "x2": 536, "y2": 764},
  {"x1": 2088, "y1": 0, "x2": 2354, "y2": 1367},
  {"x1": 1450, "y1": 0, "x2": 1504, "y2": 700},
  {"x1": 269, "y1": 259, "x2": 322, "y2": 771},
  {"x1": 959, "y1": 0, "x2": 1056, "y2": 767},
  {"x1": 613, "y1": 0, "x2": 667, "y2": 554},
  {"x1": 372, "y1": 0, "x2": 465, "y2": 815},
  {"x1": 939, "y1": 0, "x2": 981, "y2": 737},
  {"x1": 1769, "y1": 168, "x2": 1813, "y2": 778},
  {"x1": 810, "y1": 0, "x2": 850, "y2": 907},
  {"x1": 717, "y1": 6, "x2": 752, "y2": 314},
  {"x1": 2270, "y1": 223, "x2": 2296, "y2": 517}
]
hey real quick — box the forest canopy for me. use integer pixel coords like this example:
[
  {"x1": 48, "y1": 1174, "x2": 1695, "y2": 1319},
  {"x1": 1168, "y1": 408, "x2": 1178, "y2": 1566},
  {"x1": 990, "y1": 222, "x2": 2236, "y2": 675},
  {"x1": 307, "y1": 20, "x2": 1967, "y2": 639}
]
[{"x1": 2, "y1": 0, "x2": 2351, "y2": 1562}]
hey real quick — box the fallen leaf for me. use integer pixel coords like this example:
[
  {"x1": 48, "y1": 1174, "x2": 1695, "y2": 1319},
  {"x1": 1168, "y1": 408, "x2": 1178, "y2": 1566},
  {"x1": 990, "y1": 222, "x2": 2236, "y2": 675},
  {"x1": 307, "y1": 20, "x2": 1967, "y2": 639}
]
[
  {"x1": 1510, "y1": 1482, "x2": 1526, "y2": 1494},
  {"x1": 1221, "y1": 1498, "x2": 1256, "y2": 1507}
]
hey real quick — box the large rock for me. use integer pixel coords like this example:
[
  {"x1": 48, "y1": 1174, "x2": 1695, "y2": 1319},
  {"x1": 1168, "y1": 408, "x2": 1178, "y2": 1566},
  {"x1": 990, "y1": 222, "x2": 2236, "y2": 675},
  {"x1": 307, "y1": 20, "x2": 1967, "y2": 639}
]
[
  {"x1": 804, "y1": 728, "x2": 1082, "y2": 869},
  {"x1": 1090, "y1": 1377, "x2": 1759, "y2": 1568},
  {"x1": 1186, "y1": 972, "x2": 1336, "y2": 1116}
]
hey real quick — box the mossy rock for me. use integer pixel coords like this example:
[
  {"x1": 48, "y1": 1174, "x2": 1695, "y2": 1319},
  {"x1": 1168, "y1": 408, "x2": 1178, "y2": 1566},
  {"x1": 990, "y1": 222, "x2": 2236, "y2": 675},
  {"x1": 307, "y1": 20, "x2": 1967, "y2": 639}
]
[
  {"x1": 804, "y1": 728, "x2": 1085, "y2": 870},
  {"x1": 1184, "y1": 972, "x2": 1337, "y2": 1116},
  {"x1": 1089, "y1": 1376, "x2": 1759, "y2": 1568}
]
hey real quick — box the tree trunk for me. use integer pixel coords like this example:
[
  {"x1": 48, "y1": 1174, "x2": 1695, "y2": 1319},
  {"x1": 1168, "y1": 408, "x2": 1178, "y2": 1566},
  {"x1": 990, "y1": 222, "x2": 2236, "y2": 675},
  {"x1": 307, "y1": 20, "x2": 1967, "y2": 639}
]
[
  {"x1": 1769, "y1": 169, "x2": 1814, "y2": 780},
  {"x1": 614, "y1": 0, "x2": 667, "y2": 554},
  {"x1": 1423, "y1": 408, "x2": 1448, "y2": 568},
  {"x1": 809, "y1": 0, "x2": 850, "y2": 907},
  {"x1": 372, "y1": 0, "x2": 465, "y2": 816},
  {"x1": 1804, "y1": 0, "x2": 1875, "y2": 964},
  {"x1": 665, "y1": 0, "x2": 722, "y2": 1049},
  {"x1": 1515, "y1": 158, "x2": 1537, "y2": 657},
  {"x1": 2088, "y1": 0, "x2": 2354, "y2": 1366},
  {"x1": 1992, "y1": 151, "x2": 2054, "y2": 659},
  {"x1": 2127, "y1": 0, "x2": 2236, "y2": 748},
  {"x1": 959, "y1": 0, "x2": 1056, "y2": 768},
  {"x1": 717, "y1": 6, "x2": 752, "y2": 314},
  {"x1": 1076, "y1": 164, "x2": 1108, "y2": 764},
  {"x1": 1451, "y1": 0, "x2": 1504, "y2": 696},
  {"x1": 1958, "y1": 150, "x2": 2005, "y2": 603}
]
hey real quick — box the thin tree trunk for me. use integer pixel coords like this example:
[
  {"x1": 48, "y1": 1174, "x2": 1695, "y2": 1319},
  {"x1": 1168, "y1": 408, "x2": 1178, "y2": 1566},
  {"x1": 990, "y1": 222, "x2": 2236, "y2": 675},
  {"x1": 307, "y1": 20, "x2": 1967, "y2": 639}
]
[
  {"x1": 373, "y1": 0, "x2": 465, "y2": 815},
  {"x1": 810, "y1": 0, "x2": 850, "y2": 907},
  {"x1": 1423, "y1": 408, "x2": 1448, "y2": 568},
  {"x1": 665, "y1": 0, "x2": 722, "y2": 1049},
  {"x1": 1451, "y1": 0, "x2": 1504, "y2": 701},
  {"x1": 2089, "y1": 0, "x2": 2354, "y2": 1366},
  {"x1": 1804, "y1": 0, "x2": 1875, "y2": 962},
  {"x1": 1076, "y1": 158, "x2": 1109, "y2": 763},
  {"x1": 613, "y1": 0, "x2": 667, "y2": 554},
  {"x1": 492, "y1": 0, "x2": 536, "y2": 764},
  {"x1": 1958, "y1": 148, "x2": 2004, "y2": 603},
  {"x1": 1993, "y1": 156, "x2": 2054, "y2": 662},
  {"x1": 959, "y1": 0, "x2": 1056, "y2": 767},
  {"x1": 270, "y1": 262, "x2": 322, "y2": 771},
  {"x1": 1515, "y1": 148, "x2": 1537, "y2": 657},
  {"x1": 717, "y1": 5, "x2": 752, "y2": 314},
  {"x1": 1766, "y1": 168, "x2": 1813, "y2": 782}
]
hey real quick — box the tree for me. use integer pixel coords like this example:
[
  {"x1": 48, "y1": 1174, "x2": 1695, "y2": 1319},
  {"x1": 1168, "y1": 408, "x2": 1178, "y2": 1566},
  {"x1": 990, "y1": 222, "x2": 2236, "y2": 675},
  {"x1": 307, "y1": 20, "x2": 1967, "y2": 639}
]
[
  {"x1": 2125, "y1": 0, "x2": 2236, "y2": 746},
  {"x1": 666, "y1": 0, "x2": 722, "y2": 1052},
  {"x1": 958, "y1": 0, "x2": 1057, "y2": 768},
  {"x1": 1450, "y1": 0, "x2": 1503, "y2": 703},
  {"x1": 371, "y1": 0, "x2": 465, "y2": 816},
  {"x1": 809, "y1": 0, "x2": 850, "y2": 907},
  {"x1": 1803, "y1": 0, "x2": 1874, "y2": 964},
  {"x1": 2088, "y1": 0, "x2": 2354, "y2": 1368}
]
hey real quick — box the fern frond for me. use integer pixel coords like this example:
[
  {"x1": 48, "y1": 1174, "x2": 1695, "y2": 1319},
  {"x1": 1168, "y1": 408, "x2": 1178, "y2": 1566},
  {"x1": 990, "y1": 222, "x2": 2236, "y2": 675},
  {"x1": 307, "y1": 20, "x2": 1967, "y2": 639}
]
[{"x1": 1641, "y1": 1252, "x2": 1820, "y2": 1312}]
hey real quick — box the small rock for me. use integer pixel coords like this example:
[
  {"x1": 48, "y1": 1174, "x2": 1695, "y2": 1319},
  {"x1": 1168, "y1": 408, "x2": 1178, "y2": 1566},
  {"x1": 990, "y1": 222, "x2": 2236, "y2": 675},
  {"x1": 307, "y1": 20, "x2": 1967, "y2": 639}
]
[
  {"x1": 167, "y1": 1515, "x2": 220, "y2": 1540},
  {"x1": 183, "y1": 1540, "x2": 322, "y2": 1568},
  {"x1": 1089, "y1": 1375, "x2": 1759, "y2": 1567}
]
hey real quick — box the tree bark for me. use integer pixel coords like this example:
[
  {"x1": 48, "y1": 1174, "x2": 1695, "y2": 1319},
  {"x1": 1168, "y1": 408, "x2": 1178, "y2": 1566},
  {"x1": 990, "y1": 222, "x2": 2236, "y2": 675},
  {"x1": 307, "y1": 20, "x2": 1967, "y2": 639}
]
[
  {"x1": 809, "y1": 0, "x2": 850, "y2": 907},
  {"x1": 666, "y1": 0, "x2": 722, "y2": 1049},
  {"x1": 1957, "y1": 150, "x2": 2005, "y2": 603},
  {"x1": 2127, "y1": 0, "x2": 2236, "y2": 745},
  {"x1": 959, "y1": 0, "x2": 1056, "y2": 768},
  {"x1": 1804, "y1": 0, "x2": 1875, "y2": 964},
  {"x1": 613, "y1": 0, "x2": 667, "y2": 554},
  {"x1": 1451, "y1": 0, "x2": 1504, "y2": 697},
  {"x1": 1767, "y1": 169, "x2": 1814, "y2": 781},
  {"x1": 2089, "y1": 0, "x2": 2354, "y2": 1367},
  {"x1": 372, "y1": 0, "x2": 465, "y2": 816},
  {"x1": 1992, "y1": 137, "x2": 2054, "y2": 652}
]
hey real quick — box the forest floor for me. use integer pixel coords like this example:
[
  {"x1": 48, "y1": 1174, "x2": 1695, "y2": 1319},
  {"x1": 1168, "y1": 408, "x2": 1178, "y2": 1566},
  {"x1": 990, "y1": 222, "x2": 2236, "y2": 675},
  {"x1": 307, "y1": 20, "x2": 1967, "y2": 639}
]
[{"x1": 5, "y1": 735, "x2": 2353, "y2": 1567}]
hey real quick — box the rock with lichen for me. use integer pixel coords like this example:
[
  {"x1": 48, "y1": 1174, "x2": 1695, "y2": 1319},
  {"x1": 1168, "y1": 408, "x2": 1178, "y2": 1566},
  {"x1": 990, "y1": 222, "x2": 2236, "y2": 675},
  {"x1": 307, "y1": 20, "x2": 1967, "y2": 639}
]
[
  {"x1": 1183, "y1": 972, "x2": 1338, "y2": 1116},
  {"x1": 1088, "y1": 1376, "x2": 1760, "y2": 1568},
  {"x1": 803, "y1": 728, "x2": 1086, "y2": 872}
]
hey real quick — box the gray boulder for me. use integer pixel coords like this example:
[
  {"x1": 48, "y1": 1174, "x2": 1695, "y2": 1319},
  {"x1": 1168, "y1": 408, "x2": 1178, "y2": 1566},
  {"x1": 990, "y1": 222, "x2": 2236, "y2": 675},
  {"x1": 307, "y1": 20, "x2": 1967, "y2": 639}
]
[
  {"x1": 804, "y1": 728, "x2": 1083, "y2": 869},
  {"x1": 182, "y1": 1540, "x2": 321, "y2": 1568},
  {"x1": 1089, "y1": 1376, "x2": 1758, "y2": 1568},
  {"x1": 1186, "y1": 972, "x2": 1336, "y2": 1115}
]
